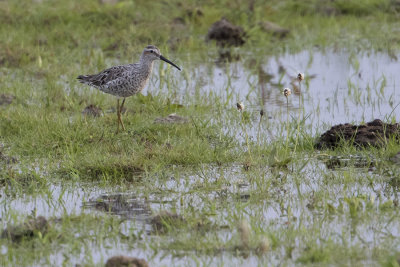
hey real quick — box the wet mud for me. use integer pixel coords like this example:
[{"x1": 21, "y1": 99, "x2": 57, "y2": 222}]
[{"x1": 315, "y1": 119, "x2": 400, "y2": 149}]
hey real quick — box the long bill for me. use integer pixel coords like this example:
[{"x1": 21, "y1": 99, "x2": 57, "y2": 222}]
[{"x1": 160, "y1": 55, "x2": 181, "y2": 71}]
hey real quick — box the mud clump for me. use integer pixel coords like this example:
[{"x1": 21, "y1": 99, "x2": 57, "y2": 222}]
[
  {"x1": 206, "y1": 18, "x2": 246, "y2": 47},
  {"x1": 1, "y1": 216, "x2": 49, "y2": 242},
  {"x1": 150, "y1": 211, "x2": 185, "y2": 234},
  {"x1": 82, "y1": 104, "x2": 102, "y2": 117},
  {"x1": 315, "y1": 119, "x2": 400, "y2": 149},
  {"x1": 105, "y1": 256, "x2": 149, "y2": 267}
]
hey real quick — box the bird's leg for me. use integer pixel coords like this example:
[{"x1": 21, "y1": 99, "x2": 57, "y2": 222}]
[
  {"x1": 116, "y1": 98, "x2": 120, "y2": 134},
  {"x1": 120, "y1": 98, "x2": 126, "y2": 112},
  {"x1": 119, "y1": 98, "x2": 126, "y2": 131}
]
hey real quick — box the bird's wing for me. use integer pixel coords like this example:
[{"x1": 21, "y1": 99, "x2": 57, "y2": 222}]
[{"x1": 77, "y1": 65, "x2": 131, "y2": 87}]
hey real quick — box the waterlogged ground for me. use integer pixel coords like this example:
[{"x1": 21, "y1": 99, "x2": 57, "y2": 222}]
[
  {"x1": 2, "y1": 159, "x2": 400, "y2": 266},
  {"x1": 2, "y1": 48, "x2": 400, "y2": 266},
  {"x1": 2, "y1": 0, "x2": 400, "y2": 266}
]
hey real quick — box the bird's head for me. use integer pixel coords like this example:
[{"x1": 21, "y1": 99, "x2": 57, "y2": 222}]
[{"x1": 142, "y1": 45, "x2": 181, "y2": 71}]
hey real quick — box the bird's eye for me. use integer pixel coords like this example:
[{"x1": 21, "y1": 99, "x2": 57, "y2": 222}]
[{"x1": 150, "y1": 50, "x2": 154, "y2": 53}]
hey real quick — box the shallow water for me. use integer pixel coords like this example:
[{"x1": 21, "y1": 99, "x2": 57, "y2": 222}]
[
  {"x1": 1, "y1": 157, "x2": 399, "y2": 265},
  {"x1": 148, "y1": 49, "x2": 400, "y2": 136}
]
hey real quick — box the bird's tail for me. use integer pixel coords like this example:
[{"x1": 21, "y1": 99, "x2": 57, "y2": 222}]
[{"x1": 77, "y1": 75, "x2": 93, "y2": 85}]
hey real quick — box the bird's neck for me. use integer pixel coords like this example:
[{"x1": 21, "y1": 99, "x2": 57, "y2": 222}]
[{"x1": 139, "y1": 57, "x2": 154, "y2": 72}]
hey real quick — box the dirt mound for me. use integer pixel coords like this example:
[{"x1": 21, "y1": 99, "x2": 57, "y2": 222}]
[
  {"x1": 206, "y1": 18, "x2": 246, "y2": 47},
  {"x1": 315, "y1": 119, "x2": 400, "y2": 149},
  {"x1": 105, "y1": 256, "x2": 148, "y2": 267}
]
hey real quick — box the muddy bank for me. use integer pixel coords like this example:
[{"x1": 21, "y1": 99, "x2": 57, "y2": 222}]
[{"x1": 315, "y1": 119, "x2": 400, "y2": 149}]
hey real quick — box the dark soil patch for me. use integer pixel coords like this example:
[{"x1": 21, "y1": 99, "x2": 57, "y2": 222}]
[
  {"x1": 1, "y1": 216, "x2": 49, "y2": 242},
  {"x1": 315, "y1": 119, "x2": 400, "y2": 149},
  {"x1": 105, "y1": 256, "x2": 149, "y2": 267},
  {"x1": 206, "y1": 18, "x2": 246, "y2": 47}
]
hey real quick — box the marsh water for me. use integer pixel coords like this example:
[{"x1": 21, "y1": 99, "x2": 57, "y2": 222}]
[
  {"x1": 1, "y1": 49, "x2": 400, "y2": 266},
  {"x1": 186, "y1": 49, "x2": 398, "y2": 127},
  {"x1": 145, "y1": 49, "x2": 400, "y2": 143}
]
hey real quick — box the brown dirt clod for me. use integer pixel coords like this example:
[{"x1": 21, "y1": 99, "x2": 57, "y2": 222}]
[
  {"x1": 315, "y1": 119, "x2": 400, "y2": 149},
  {"x1": 206, "y1": 18, "x2": 246, "y2": 47}
]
